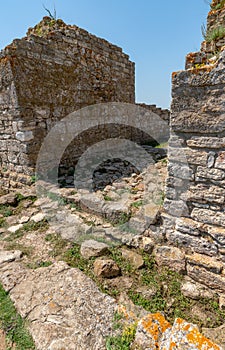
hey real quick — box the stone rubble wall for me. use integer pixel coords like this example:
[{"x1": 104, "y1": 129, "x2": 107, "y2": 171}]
[
  {"x1": 186, "y1": 2, "x2": 225, "y2": 69},
  {"x1": 0, "y1": 17, "x2": 170, "y2": 190},
  {"x1": 164, "y1": 1, "x2": 225, "y2": 283}
]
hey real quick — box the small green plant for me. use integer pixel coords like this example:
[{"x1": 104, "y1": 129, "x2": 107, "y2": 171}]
[
  {"x1": 0, "y1": 217, "x2": 6, "y2": 228},
  {"x1": 201, "y1": 22, "x2": 207, "y2": 40},
  {"x1": 45, "y1": 233, "x2": 68, "y2": 257},
  {"x1": 115, "y1": 213, "x2": 130, "y2": 226},
  {"x1": 194, "y1": 63, "x2": 207, "y2": 69},
  {"x1": 22, "y1": 220, "x2": 49, "y2": 233},
  {"x1": 155, "y1": 142, "x2": 168, "y2": 149},
  {"x1": 106, "y1": 322, "x2": 137, "y2": 350},
  {"x1": 206, "y1": 25, "x2": 225, "y2": 43},
  {"x1": 5, "y1": 243, "x2": 34, "y2": 257},
  {"x1": 63, "y1": 244, "x2": 95, "y2": 272},
  {"x1": 70, "y1": 202, "x2": 81, "y2": 211},
  {"x1": 112, "y1": 312, "x2": 124, "y2": 330},
  {"x1": 130, "y1": 200, "x2": 143, "y2": 208},
  {"x1": 0, "y1": 283, "x2": 35, "y2": 349},
  {"x1": 27, "y1": 260, "x2": 52, "y2": 269},
  {"x1": 0, "y1": 205, "x2": 13, "y2": 217},
  {"x1": 109, "y1": 248, "x2": 133, "y2": 274},
  {"x1": 104, "y1": 195, "x2": 113, "y2": 201},
  {"x1": 30, "y1": 175, "x2": 37, "y2": 184},
  {"x1": 16, "y1": 193, "x2": 25, "y2": 202}
]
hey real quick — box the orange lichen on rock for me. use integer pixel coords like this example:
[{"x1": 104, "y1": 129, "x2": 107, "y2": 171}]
[
  {"x1": 141, "y1": 312, "x2": 171, "y2": 346},
  {"x1": 187, "y1": 327, "x2": 221, "y2": 350},
  {"x1": 172, "y1": 318, "x2": 222, "y2": 350}
]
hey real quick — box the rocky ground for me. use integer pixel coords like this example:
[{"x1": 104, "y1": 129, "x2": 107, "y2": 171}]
[{"x1": 0, "y1": 155, "x2": 225, "y2": 349}]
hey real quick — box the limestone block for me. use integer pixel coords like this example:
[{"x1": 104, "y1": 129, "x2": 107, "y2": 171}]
[
  {"x1": 202, "y1": 325, "x2": 225, "y2": 350},
  {"x1": 186, "y1": 184, "x2": 225, "y2": 205},
  {"x1": 196, "y1": 166, "x2": 225, "y2": 181},
  {"x1": 0, "y1": 250, "x2": 22, "y2": 265},
  {"x1": 167, "y1": 230, "x2": 218, "y2": 257},
  {"x1": 181, "y1": 276, "x2": 215, "y2": 300},
  {"x1": 80, "y1": 239, "x2": 109, "y2": 259},
  {"x1": 192, "y1": 208, "x2": 225, "y2": 227},
  {"x1": 187, "y1": 136, "x2": 225, "y2": 149},
  {"x1": 175, "y1": 217, "x2": 202, "y2": 236},
  {"x1": 186, "y1": 252, "x2": 224, "y2": 274},
  {"x1": 187, "y1": 264, "x2": 225, "y2": 294},
  {"x1": 121, "y1": 248, "x2": 144, "y2": 269},
  {"x1": 154, "y1": 245, "x2": 186, "y2": 273},
  {"x1": 93, "y1": 258, "x2": 121, "y2": 278}
]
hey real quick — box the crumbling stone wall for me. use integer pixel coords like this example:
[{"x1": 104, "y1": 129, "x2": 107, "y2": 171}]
[
  {"x1": 0, "y1": 17, "x2": 135, "y2": 188},
  {"x1": 163, "y1": 1, "x2": 225, "y2": 287},
  {"x1": 0, "y1": 17, "x2": 169, "y2": 189}
]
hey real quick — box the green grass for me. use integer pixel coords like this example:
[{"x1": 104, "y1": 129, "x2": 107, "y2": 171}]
[
  {"x1": 63, "y1": 243, "x2": 95, "y2": 272},
  {"x1": 0, "y1": 283, "x2": 35, "y2": 349},
  {"x1": 130, "y1": 200, "x2": 143, "y2": 209},
  {"x1": 46, "y1": 191, "x2": 67, "y2": 206},
  {"x1": 27, "y1": 261, "x2": 52, "y2": 269},
  {"x1": 109, "y1": 248, "x2": 134, "y2": 274},
  {"x1": 0, "y1": 205, "x2": 13, "y2": 217},
  {"x1": 114, "y1": 213, "x2": 131, "y2": 226},
  {"x1": 5, "y1": 243, "x2": 34, "y2": 257},
  {"x1": 0, "y1": 217, "x2": 6, "y2": 228},
  {"x1": 104, "y1": 195, "x2": 113, "y2": 202},
  {"x1": 206, "y1": 25, "x2": 225, "y2": 43},
  {"x1": 106, "y1": 321, "x2": 137, "y2": 350},
  {"x1": 45, "y1": 233, "x2": 68, "y2": 257}
]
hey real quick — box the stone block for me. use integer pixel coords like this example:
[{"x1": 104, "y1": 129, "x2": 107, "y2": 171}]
[
  {"x1": 186, "y1": 252, "x2": 224, "y2": 274},
  {"x1": 187, "y1": 264, "x2": 225, "y2": 294},
  {"x1": 80, "y1": 240, "x2": 109, "y2": 259},
  {"x1": 167, "y1": 230, "x2": 218, "y2": 257},
  {"x1": 93, "y1": 258, "x2": 121, "y2": 278},
  {"x1": 154, "y1": 245, "x2": 186, "y2": 273},
  {"x1": 191, "y1": 208, "x2": 225, "y2": 227}
]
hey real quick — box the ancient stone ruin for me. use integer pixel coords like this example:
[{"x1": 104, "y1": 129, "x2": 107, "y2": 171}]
[
  {"x1": 1, "y1": 1, "x2": 225, "y2": 349},
  {"x1": 163, "y1": 0, "x2": 225, "y2": 295},
  {"x1": 0, "y1": 16, "x2": 169, "y2": 190}
]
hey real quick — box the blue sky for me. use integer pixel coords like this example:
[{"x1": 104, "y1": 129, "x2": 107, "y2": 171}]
[{"x1": 0, "y1": 0, "x2": 210, "y2": 109}]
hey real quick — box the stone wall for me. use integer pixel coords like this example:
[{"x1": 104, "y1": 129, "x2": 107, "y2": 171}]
[
  {"x1": 0, "y1": 17, "x2": 170, "y2": 189},
  {"x1": 163, "y1": 1, "x2": 225, "y2": 289}
]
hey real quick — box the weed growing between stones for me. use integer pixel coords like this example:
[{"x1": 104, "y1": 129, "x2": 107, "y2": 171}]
[
  {"x1": 4, "y1": 220, "x2": 49, "y2": 243},
  {"x1": 4, "y1": 243, "x2": 34, "y2": 257},
  {"x1": 0, "y1": 283, "x2": 35, "y2": 349},
  {"x1": 0, "y1": 205, "x2": 13, "y2": 217},
  {"x1": 130, "y1": 200, "x2": 143, "y2": 209},
  {"x1": 206, "y1": 25, "x2": 225, "y2": 42},
  {"x1": 44, "y1": 233, "x2": 68, "y2": 257},
  {"x1": 0, "y1": 217, "x2": 6, "y2": 228},
  {"x1": 26, "y1": 260, "x2": 52, "y2": 269},
  {"x1": 106, "y1": 320, "x2": 137, "y2": 350}
]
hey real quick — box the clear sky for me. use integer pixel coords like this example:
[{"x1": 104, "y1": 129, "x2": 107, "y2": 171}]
[{"x1": 0, "y1": 0, "x2": 210, "y2": 109}]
